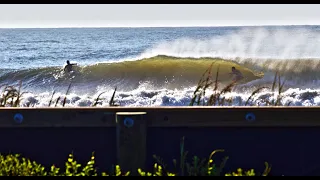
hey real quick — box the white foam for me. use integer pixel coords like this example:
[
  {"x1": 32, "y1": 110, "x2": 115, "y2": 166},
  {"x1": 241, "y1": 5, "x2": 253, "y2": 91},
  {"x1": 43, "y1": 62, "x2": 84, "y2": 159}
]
[{"x1": 16, "y1": 86, "x2": 320, "y2": 107}]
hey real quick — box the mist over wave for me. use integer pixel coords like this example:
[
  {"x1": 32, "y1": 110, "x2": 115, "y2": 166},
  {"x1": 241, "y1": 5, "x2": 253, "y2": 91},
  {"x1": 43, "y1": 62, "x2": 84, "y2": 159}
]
[{"x1": 139, "y1": 27, "x2": 320, "y2": 60}]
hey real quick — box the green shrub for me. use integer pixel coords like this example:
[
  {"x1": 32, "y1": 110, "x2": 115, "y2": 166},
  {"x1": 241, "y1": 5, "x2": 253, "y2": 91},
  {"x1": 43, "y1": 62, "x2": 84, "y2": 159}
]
[
  {"x1": 0, "y1": 152, "x2": 270, "y2": 176},
  {"x1": 0, "y1": 154, "x2": 46, "y2": 176},
  {"x1": 0, "y1": 137, "x2": 271, "y2": 176},
  {"x1": 137, "y1": 137, "x2": 271, "y2": 176},
  {"x1": 225, "y1": 162, "x2": 271, "y2": 176}
]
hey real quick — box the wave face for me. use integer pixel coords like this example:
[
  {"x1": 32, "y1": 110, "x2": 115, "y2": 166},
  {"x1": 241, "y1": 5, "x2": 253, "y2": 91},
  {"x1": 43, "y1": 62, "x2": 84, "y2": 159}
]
[
  {"x1": 0, "y1": 56, "x2": 261, "y2": 92},
  {"x1": 1, "y1": 56, "x2": 319, "y2": 92},
  {"x1": 1, "y1": 26, "x2": 320, "y2": 107}
]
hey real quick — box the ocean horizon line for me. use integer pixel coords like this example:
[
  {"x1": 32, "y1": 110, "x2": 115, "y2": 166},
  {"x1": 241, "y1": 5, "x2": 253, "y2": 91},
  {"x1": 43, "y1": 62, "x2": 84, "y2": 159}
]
[{"x1": 1, "y1": 24, "x2": 320, "y2": 29}]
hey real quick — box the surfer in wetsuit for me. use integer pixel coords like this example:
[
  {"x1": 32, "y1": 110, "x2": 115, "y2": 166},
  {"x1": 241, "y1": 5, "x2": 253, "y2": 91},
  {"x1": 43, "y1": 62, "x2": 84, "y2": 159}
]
[
  {"x1": 229, "y1": 66, "x2": 244, "y2": 83},
  {"x1": 64, "y1": 60, "x2": 77, "y2": 73}
]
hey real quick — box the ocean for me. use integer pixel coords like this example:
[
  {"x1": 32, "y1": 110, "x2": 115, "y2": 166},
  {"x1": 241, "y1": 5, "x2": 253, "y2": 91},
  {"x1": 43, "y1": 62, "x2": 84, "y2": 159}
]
[{"x1": 1, "y1": 26, "x2": 320, "y2": 107}]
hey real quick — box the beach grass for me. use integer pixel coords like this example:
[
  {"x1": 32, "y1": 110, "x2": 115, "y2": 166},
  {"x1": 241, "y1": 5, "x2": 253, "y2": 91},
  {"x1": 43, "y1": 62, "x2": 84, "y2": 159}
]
[
  {"x1": 0, "y1": 81, "x2": 27, "y2": 107},
  {"x1": 188, "y1": 62, "x2": 288, "y2": 107}
]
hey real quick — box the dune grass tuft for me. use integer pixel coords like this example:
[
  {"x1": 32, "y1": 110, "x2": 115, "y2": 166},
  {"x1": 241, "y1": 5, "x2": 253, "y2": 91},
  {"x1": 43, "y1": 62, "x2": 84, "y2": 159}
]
[
  {"x1": 0, "y1": 81, "x2": 27, "y2": 107},
  {"x1": 189, "y1": 63, "x2": 237, "y2": 106},
  {"x1": 189, "y1": 63, "x2": 291, "y2": 107},
  {"x1": 256, "y1": 72, "x2": 289, "y2": 106}
]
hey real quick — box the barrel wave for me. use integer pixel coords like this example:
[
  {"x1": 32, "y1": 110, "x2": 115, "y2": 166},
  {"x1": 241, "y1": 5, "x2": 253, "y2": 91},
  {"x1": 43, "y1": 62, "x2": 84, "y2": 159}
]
[{"x1": 0, "y1": 55, "x2": 263, "y2": 92}]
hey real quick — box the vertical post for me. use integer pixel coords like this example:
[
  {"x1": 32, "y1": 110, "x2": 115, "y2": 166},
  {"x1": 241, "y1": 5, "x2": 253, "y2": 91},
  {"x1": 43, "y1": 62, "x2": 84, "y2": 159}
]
[{"x1": 116, "y1": 112, "x2": 147, "y2": 175}]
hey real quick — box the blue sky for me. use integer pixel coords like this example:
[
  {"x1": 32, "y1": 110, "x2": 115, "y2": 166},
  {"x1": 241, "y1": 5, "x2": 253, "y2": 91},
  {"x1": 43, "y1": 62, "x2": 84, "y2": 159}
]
[{"x1": 0, "y1": 4, "x2": 319, "y2": 28}]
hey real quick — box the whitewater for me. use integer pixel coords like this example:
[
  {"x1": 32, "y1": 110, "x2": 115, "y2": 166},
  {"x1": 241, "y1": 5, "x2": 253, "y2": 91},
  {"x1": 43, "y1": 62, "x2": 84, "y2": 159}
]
[{"x1": 1, "y1": 26, "x2": 320, "y2": 107}]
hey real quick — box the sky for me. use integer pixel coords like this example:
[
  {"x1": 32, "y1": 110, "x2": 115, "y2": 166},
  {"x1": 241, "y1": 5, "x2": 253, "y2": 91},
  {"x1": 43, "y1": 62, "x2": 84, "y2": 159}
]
[{"x1": 0, "y1": 4, "x2": 320, "y2": 28}]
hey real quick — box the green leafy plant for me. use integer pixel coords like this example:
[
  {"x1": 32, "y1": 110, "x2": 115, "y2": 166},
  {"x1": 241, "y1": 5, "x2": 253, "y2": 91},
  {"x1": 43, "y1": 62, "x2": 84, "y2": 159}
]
[
  {"x1": 138, "y1": 163, "x2": 175, "y2": 176},
  {"x1": 225, "y1": 162, "x2": 272, "y2": 176},
  {"x1": 0, "y1": 149, "x2": 270, "y2": 176},
  {"x1": 102, "y1": 165, "x2": 130, "y2": 176},
  {"x1": 137, "y1": 136, "x2": 268, "y2": 176},
  {"x1": 0, "y1": 154, "x2": 47, "y2": 176}
]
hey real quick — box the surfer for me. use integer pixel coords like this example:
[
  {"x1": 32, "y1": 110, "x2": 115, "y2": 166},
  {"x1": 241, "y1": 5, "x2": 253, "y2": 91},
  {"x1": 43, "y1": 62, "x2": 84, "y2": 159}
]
[
  {"x1": 229, "y1": 66, "x2": 244, "y2": 83},
  {"x1": 64, "y1": 60, "x2": 77, "y2": 73}
]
